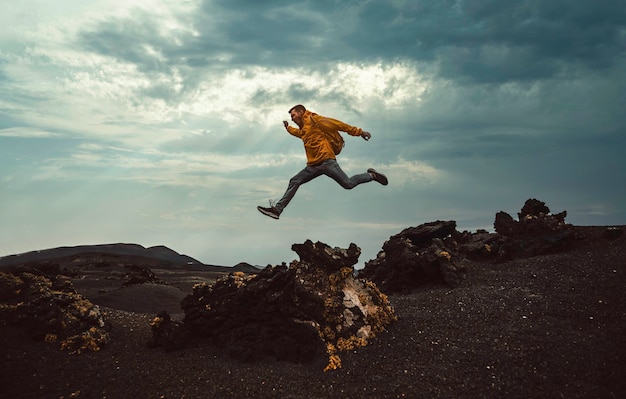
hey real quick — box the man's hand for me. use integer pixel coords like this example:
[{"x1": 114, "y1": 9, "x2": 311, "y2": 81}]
[
  {"x1": 283, "y1": 120, "x2": 289, "y2": 129},
  {"x1": 361, "y1": 131, "x2": 372, "y2": 141}
]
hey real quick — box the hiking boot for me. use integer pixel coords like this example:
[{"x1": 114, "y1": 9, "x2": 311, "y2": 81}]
[
  {"x1": 257, "y1": 204, "x2": 280, "y2": 219},
  {"x1": 367, "y1": 168, "x2": 388, "y2": 185}
]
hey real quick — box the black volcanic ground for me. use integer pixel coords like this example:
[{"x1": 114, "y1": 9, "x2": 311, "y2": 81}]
[{"x1": 1, "y1": 225, "x2": 625, "y2": 398}]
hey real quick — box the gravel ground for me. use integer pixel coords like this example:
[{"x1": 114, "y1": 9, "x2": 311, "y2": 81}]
[{"x1": 1, "y1": 226, "x2": 625, "y2": 399}]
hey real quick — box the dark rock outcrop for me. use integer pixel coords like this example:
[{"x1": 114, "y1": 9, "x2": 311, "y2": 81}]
[
  {"x1": 0, "y1": 262, "x2": 109, "y2": 353},
  {"x1": 359, "y1": 221, "x2": 467, "y2": 293},
  {"x1": 149, "y1": 240, "x2": 396, "y2": 371},
  {"x1": 123, "y1": 265, "x2": 164, "y2": 286},
  {"x1": 360, "y1": 200, "x2": 582, "y2": 294},
  {"x1": 147, "y1": 310, "x2": 187, "y2": 351},
  {"x1": 493, "y1": 198, "x2": 577, "y2": 258},
  {"x1": 453, "y1": 199, "x2": 578, "y2": 263}
]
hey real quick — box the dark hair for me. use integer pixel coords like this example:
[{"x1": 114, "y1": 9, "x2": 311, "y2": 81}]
[{"x1": 288, "y1": 104, "x2": 306, "y2": 113}]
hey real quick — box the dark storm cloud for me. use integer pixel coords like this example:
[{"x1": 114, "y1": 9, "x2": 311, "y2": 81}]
[
  {"x1": 71, "y1": 0, "x2": 625, "y2": 147},
  {"x1": 191, "y1": 0, "x2": 333, "y2": 66},
  {"x1": 75, "y1": 0, "x2": 625, "y2": 87},
  {"x1": 79, "y1": 16, "x2": 171, "y2": 72},
  {"x1": 191, "y1": 0, "x2": 626, "y2": 83},
  {"x1": 342, "y1": 0, "x2": 626, "y2": 82}
]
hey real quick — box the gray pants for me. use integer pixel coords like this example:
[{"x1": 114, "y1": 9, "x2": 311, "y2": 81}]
[{"x1": 274, "y1": 158, "x2": 373, "y2": 214}]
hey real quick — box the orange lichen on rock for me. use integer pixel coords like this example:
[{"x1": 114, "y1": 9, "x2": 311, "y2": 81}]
[
  {"x1": 336, "y1": 336, "x2": 368, "y2": 351},
  {"x1": 323, "y1": 343, "x2": 342, "y2": 372},
  {"x1": 318, "y1": 273, "x2": 396, "y2": 371},
  {"x1": 151, "y1": 315, "x2": 165, "y2": 329},
  {"x1": 438, "y1": 250, "x2": 452, "y2": 261},
  {"x1": 61, "y1": 327, "x2": 107, "y2": 354},
  {"x1": 290, "y1": 243, "x2": 396, "y2": 371},
  {"x1": 45, "y1": 333, "x2": 58, "y2": 343}
]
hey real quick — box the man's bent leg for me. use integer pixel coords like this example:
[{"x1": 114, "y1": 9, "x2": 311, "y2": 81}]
[
  {"x1": 274, "y1": 165, "x2": 321, "y2": 213},
  {"x1": 321, "y1": 159, "x2": 373, "y2": 189}
]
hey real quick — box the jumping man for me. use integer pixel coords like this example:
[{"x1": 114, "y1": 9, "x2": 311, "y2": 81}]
[{"x1": 257, "y1": 104, "x2": 388, "y2": 219}]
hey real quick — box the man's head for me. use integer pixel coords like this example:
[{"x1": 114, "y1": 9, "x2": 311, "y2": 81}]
[{"x1": 289, "y1": 104, "x2": 306, "y2": 128}]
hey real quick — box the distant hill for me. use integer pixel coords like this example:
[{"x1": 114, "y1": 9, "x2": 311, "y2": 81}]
[
  {"x1": 0, "y1": 243, "x2": 260, "y2": 273},
  {"x1": 231, "y1": 262, "x2": 263, "y2": 273}
]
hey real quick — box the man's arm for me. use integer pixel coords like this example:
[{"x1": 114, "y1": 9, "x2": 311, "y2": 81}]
[
  {"x1": 315, "y1": 115, "x2": 371, "y2": 141},
  {"x1": 283, "y1": 120, "x2": 303, "y2": 137}
]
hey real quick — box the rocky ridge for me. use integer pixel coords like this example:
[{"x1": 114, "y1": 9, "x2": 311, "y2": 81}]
[
  {"x1": 360, "y1": 198, "x2": 587, "y2": 293},
  {"x1": 0, "y1": 262, "x2": 109, "y2": 354},
  {"x1": 149, "y1": 240, "x2": 396, "y2": 371}
]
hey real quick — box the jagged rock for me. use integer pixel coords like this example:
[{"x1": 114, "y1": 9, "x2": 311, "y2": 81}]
[
  {"x1": 358, "y1": 200, "x2": 582, "y2": 294},
  {"x1": 149, "y1": 240, "x2": 396, "y2": 371},
  {"x1": 291, "y1": 240, "x2": 361, "y2": 272},
  {"x1": 359, "y1": 221, "x2": 467, "y2": 293},
  {"x1": 0, "y1": 263, "x2": 109, "y2": 353},
  {"x1": 452, "y1": 229, "x2": 502, "y2": 261},
  {"x1": 494, "y1": 211, "x2": 522, "y2": 237},
  {"x1": 393, "y1": 221, "x2": 458, "y2": 248},
  {"x1": 518, "y1": 198, "x2": 551, "y2": 219},
  {"x1": 450, "y1": 199, "x2": 577, "y2": 262},
  {"x1": 146, "y1": 310, "x2": 187, "y2": 351},
  {"x1": 123, "y1": 265, "x2": 163, "y2": 286},
  {"x1": 494, "y1": 199, "x2": 577, "y2": 258}
]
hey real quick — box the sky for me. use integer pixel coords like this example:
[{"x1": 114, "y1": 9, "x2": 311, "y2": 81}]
[{"x1": 1, "y1": 0, "x2": 625, "y2": 268}]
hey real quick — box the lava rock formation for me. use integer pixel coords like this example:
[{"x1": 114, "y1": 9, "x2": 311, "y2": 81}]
[{"x1": 149, "y1": 240, "x2": 396, "y2": 371}]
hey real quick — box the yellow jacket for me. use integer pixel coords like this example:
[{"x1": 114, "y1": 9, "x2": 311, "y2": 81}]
[{"x1": 286, "y1": 110, "x2": 363, "y2": 165}]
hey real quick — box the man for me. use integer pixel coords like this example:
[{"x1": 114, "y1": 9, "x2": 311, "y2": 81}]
[{"x1": 257, "y1": 104, "x2": 388, "y2": 219}]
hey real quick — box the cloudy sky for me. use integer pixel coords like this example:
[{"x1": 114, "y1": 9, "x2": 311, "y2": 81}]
[{"x1": 1, "y1": 0, "x2": 624, "y2": 267}]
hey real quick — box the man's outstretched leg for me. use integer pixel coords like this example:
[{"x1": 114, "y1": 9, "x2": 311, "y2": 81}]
[
  {"x1": 257, "y1": 201, "x2": 280, "y2": 219},
  {"x1": 321, "y1": 159, "x2": 388, "y2": 188},
  {"x1": 367, "y1": 168, "x2": 388, "y2": 185},
  {"x1": 257, "y1": 165, "x2": 321, "y2": 219}
]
